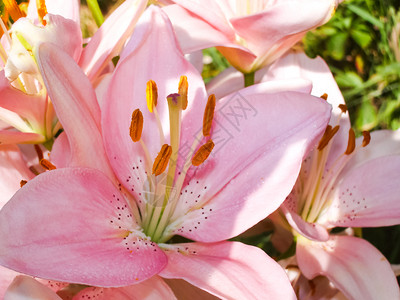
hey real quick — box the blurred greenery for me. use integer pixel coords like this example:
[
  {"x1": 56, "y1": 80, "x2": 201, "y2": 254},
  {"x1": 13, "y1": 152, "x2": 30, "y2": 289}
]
[{"x1": 304, "y1": 0, "x2": 400, "y2": 133}]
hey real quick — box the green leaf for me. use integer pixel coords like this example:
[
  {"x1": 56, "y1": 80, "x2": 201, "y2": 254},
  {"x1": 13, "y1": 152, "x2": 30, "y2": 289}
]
[
  {"x1": 355, "y1": 100, "x2": 378, "y2": 131},
  {"x1": 351, "y1": 29, "x2": 373, "y2": 48},
  {"x1": 346, "y1": 3, "x2": 384, "y2": 29},
  {"x1": 327, "y1": 32, "x2": 348, "y2": 60},
  {"x1": 335, "y1": 72, "x2": 364, "y2": 88}
]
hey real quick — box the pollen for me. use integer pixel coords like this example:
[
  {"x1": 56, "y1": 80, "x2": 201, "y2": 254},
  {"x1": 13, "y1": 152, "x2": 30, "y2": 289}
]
[
  {"x1": 40, "y1": 158, "x2": 56, "y2": 170},
  {"x1": 152, "y1": 144, "x2": 172, "y2": 176},
  {"x1": 344, "y1": 128, "x2": 356, "y2": 155},
  {"x1": 338, "y1": 104, "x2": 348, "y2": 114},
  {"x1": 20, "y1": 180, "x2": 27, "y2": 187},
  {"x1": 203, "y1": 94, "x2": 216, "y2": 137},
  {"x1": 192, "y1": 140, "x2": 215, "y2": 166},
  {"x1": 320, "y1": 93, "x2": 328, "y2": 100},
  {"x1": 146, "y1": 80, "x2": 158, "y2": 113},
  {"x1": 4, "y1": 0, "x2": 26, "y2": 22},
  {"x1": 178, "y1": 75, "x2": 188, "y2": 110},
  {"x1": 36, "y1": 0, "x2": 48, "y2": 26},
  {"x1": 317, "y1": 125, "x2": 340, "y2": 151},
  {"x1": 129, "y1": 109, "x2": 144, "y2": 142},
  {"x1": 362, "y1": 131, "x2": 371, "y2": 147}
]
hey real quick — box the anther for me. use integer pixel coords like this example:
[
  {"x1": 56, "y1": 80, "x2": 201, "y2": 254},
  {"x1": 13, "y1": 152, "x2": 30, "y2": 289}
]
[
  {"x1": 20, "y1": 180, "x2": 27, "y2": 187},
  {"x1": 192, "y1": 140, "x2": 215, "y2": 166},
  {"x1": 320, "y1": 93, "x2": 328, "y2": 100},
  {"x1": 129, "y1": 109, "x2": 144, "y2": 142},
  {"x1": 317, "y1": 125, "x2": 340, "y2": 151},
  {"x1": 146, "y1": 80, "x2": 158, "y2": 113},
  {"x1": 4, "y1": 0, "x2": 26, "y2": 22},
  {"x1": 178, "y1": 76, "x2": 188, "y2": 110},
  {"x1": 36, "y1": 0, "x2": 48, "y2": 25},
  {"x1": 344, "y1": 128, "x2": 356, "y2": 155},
  {"x1": 338, "y1": 104, "x2": 348, "y2": 114},
  {"x1": 203, "y1": 94, "x2": 216, "y2": 137},
  {"x1": 152, "y1": 144, "x2": 172, "y2": 176},
  {"x1": 40, "y1": 158, "x2": 56, "y2": 170},
  {"x1": 362, "y1": 131, "x2": 371, "y2": 147}
]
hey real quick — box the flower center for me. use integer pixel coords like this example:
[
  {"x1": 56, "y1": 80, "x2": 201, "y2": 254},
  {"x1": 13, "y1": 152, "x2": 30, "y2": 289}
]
[
  {"x1": 294, "y1": 102, "x2": 371, "y2": 224},
  {"x1": 129, "y1": 77, "x2": 216, "y2": 243}
]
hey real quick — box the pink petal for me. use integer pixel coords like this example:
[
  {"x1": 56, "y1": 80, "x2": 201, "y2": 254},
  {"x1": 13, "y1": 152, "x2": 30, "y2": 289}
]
[
  {"x1": 321, "y1": 155, "x2": 400, "y2": 228},
  {"x1": 74, "y1": 276, "x2": 176, "y2": 300},
  {"x1": 297, "y1": 235, "x2": 400, "y2": 300},
  {"x1": 79, "y1": 0, "x2": 147, "y2": 81},
  {"x1": 164, "y1": 279, "x2": 218, "y2": 300},
  {"x1": 229, "y1": 0, "x2": 336, "y2": 59},
  {"x1": 0, "y1": 144, "x2": 34, "y2": 208},
  {"x1": 0, "y1": 131, "x2": 44, "y2": 144},
  {"x1": 0, "y1": 71, "x2": 47, "y2": 130},
  {"x1": 27, "y1": 0, "x2": 80, "y2": 25},
  {"x1": 281, "y1": 206, "x2": 329, "y2": 242},
  {"x1": 341, "y1": 129, "x2": 400, "y2": 174},
  {"x1": 4, "y1": 275, "x2": 62, "y2": 300},
  {"x1": 35, "y1": 43, "x2": 113, "y2": 177},
  {"x1": 49, "y1": 132, "x2": 71, "y2": 168},
  {"x1": 162, "y1": 4, "x2": 250, "y2": 54},
  {"x1": 0, "y1": 266, "x2": 19, "y2": 299},
  {"x1": 206, "y1": 65, "x2": 311, "y2": 99},
  {"x1": 103, "y1": 6, "x2": 207, "y2": 207},
  {"x1": 0, "y1": 168, "x2": 167, "y2": 286},
  {"x1": 159, "y1": 241, "x2": 296, "y2": 299},
  {"x1": 171, "y1": 90, "x2": 331, "y2": 242}
]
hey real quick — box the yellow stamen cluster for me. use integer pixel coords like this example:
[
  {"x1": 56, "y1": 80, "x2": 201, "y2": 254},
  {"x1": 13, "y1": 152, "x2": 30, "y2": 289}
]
[{"x1": 3, "y1": 0, "x2": 26, "y2": 23}]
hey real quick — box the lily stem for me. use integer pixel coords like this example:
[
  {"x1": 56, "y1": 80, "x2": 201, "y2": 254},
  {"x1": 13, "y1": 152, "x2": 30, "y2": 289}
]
[
  {"x1": 244, "y1": 71, "x2": 255, "y2": 87},
  {"x1": 86, "y1": 0, "x2": 105, "y2": 27}
]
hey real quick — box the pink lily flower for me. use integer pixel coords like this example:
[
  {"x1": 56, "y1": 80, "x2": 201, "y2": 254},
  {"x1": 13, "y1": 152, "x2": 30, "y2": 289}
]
[
  {"x1": 162, "y1": 0, "x2": 338, "y2": 73},
  {"x1": 0, "y1": 7, "x2": 331, "y2": 298},
  {"x1": 0, "y1": 7, "x2": 82, "y2": 145},
  {"x1": 267, "y1": 51, "x2": 400, "y2": 299}
]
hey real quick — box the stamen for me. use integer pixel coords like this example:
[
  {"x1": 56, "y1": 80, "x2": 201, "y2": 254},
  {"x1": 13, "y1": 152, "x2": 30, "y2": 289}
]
[
  {"x1": 146, "y1": 80, "x2": 158, "y2": 113},
  {"x1": 40, "y1": 158, "x2": 56, "y2": 170},
  {"x1": 178, "y1": 76, "x2": 188, "y2": 110},
  {"x1": 36, "y1": 0, "x2": 48, "y2": 26},
  {"x1": 129, "y1": 109, "x2": 143, "y2": 142},
  {"x1": 4, "y1": 0, "x2": 26, "y2": 22},
  {"x1": 320, "y1": 93, "x2": 328, "y2": 100},
  {"x1": 203, "y1": 94, "x2": 216, "y2": 137},
  {"x1": 192, "y1": 140, "x2": 215, "y2": 166},
  {"x1": 344, "y1": 128, "x2": 356, "y2": 155},
  {"x1": 20, "y1": 180, "x2": 27, "y2": 187},
  {"x1": 362, "y1": 131, "x2": 371, "y2": 147},
  {"x1": 317, "y1": 125, "x2": 340, "y2": 151},
  {"x1": 338, "y1": 104, "x2": 348, "y2": 114},
  {"x1": 34, "y1": 144, "x2": 44, "y2": 162},
  {"x1": 152, "y1": 144, "x2": 172, "y2": 176}
]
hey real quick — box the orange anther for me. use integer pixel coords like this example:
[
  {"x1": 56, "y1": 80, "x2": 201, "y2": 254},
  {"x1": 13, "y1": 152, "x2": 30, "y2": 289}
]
[
  {"x1": 152, "y1": 144, "x2": 172, "y2": 175},
  {"x1": 129, "y1": 109, "x2": 144, "y2": 142},
  {"x1": 192, "y1": 140, "x2": 215, "y2": 166}
]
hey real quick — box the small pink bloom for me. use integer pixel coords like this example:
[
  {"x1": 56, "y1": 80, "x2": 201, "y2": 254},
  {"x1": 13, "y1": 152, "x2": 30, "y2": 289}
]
[{"x1": 163, "y1": 0, "x2": 338, "y2": 72}]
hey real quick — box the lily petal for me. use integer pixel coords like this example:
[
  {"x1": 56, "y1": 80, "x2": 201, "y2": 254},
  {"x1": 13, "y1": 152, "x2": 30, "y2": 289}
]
[
  {"x1": 79, "y1": 0, "x2": 147, "y2": 81},
  {"x1": 0, "y1": 168, "x2": 167, "y2": 287},
  {"x1": 321, "y1": 155, "x2": 400, "y2": 228},
  {"x1": 171, "y1": 90, "x2": 331, "y2": 242},
  {"x1": 0, "y1": 266, "x2": 19, "y2": 299},
  {"x1": 36, "y1": 42, "x2": 113, "y2": 177},
  {"x1": 297, "y1": 235, "x2": 400, "y2": 300},
  {"x1": 159, "y1": 241, "x2": 296, "y2": 299},
  {"x1": 0, "y1": 131, "x2": 44, "y2": 144},
  {"x1": 74, "y1": 276, "x2": 176, "y2": 300},
  {"x1": 0, "y1": 144, "x2": 34, "y2": 208},
  {"x1": 4, "y1": 275, "x2": 62, "y2": 300}
]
